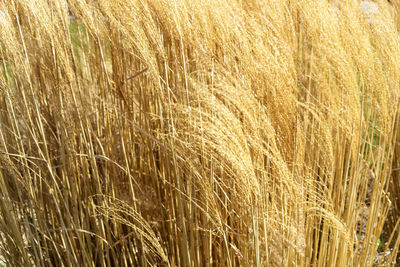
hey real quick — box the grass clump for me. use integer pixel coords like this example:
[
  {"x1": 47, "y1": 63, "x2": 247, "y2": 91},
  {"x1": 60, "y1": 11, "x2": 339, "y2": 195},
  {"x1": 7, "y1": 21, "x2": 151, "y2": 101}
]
[{"x1": 0, "y1": 0, "x2": 400, "y2": 266}]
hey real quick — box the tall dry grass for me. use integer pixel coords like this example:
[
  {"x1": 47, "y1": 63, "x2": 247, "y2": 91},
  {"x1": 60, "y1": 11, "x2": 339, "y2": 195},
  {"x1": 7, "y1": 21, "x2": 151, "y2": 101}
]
[{"x1": 0, "y1": 0, "x2": 400, "y2": 266}]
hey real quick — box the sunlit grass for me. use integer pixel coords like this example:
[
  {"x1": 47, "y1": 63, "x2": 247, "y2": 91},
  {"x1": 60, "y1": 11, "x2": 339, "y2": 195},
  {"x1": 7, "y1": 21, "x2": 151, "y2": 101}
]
[{"x1": 0, "y1": 0, "x2": 400, "y2": 266}]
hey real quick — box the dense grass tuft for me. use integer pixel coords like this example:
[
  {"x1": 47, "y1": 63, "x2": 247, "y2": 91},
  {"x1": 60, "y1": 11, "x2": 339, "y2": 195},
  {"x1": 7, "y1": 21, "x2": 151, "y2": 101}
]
[{"x1": 1, "y1": 0, "x2": 400, "y2": 266}]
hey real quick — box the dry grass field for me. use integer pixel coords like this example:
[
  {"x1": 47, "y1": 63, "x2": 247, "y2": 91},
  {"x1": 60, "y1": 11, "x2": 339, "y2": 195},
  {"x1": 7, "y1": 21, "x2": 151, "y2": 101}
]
[{"x1": 1, "y1": 0, "x2": 400, "y2": 266}]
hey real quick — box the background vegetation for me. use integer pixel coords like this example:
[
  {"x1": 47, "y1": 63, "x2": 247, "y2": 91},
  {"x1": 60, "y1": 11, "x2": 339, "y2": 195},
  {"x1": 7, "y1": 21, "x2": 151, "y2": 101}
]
[{"x1": 1, "y1": 0, "x2": 400, "y2": 266}]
